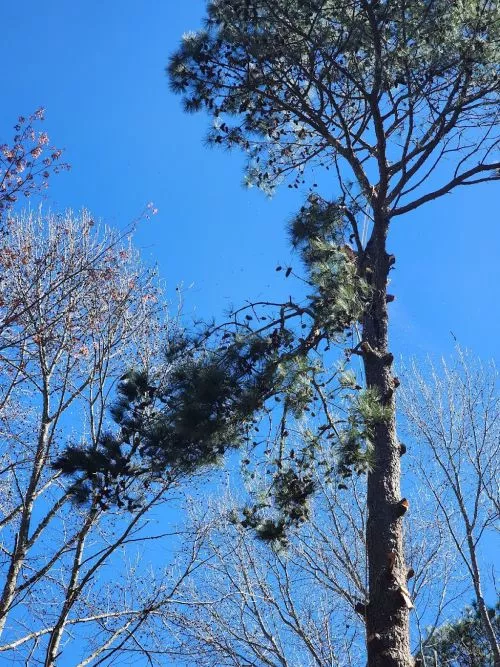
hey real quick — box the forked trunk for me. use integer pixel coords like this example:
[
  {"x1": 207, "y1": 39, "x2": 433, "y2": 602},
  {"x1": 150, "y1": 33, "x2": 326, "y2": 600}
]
[{"x1": 361, "y1": 218, "x2": 412, "y2": 667}]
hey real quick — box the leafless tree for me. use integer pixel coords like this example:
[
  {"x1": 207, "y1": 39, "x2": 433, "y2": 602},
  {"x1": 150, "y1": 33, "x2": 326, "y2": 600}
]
[
  {"x1": 0, "y1": 110, "x2": 69, "y2": 228},
  {"x1": 0, "y1": 209, "x2": 200, "y2": 665},
  {"x1": 400, "y1": 348, "x2": 500, "y2": 664},
  {"x1": 161, "y1": 438, "x2": 462, "y2": 666},
  {"x1": 164, "y1": 491, "x2": 365, "y2": 667}
]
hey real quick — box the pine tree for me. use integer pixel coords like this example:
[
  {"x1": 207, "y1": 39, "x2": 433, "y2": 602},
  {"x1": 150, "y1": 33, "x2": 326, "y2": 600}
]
[
  {"x1": 416, "y1": 601, "x2": 500, "y2": 667},
  {"x1": 165, "y1": 3, "x2": 499, "y2": 664}
]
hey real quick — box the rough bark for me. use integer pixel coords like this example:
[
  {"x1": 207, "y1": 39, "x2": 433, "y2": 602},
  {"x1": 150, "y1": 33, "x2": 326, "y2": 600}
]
[{"x1": 362, "y1": 217, "x2": 412, "y2": 667}]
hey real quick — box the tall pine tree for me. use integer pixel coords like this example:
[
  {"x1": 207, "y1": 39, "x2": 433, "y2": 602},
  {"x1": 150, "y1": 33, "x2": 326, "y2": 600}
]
[{"x1": 166, "y1": 2, "x2": 499, "y2": 665}]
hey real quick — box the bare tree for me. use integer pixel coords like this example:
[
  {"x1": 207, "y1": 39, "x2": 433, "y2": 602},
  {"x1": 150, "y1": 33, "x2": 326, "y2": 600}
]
[
  {"x1": 164, "y1": 490, "x2": 366, "y2": 667},
  {"x1": 0, "y1": 209, "x2": 198, "y2": 665},
  {"x1": 0, "y1": 110, "x2": 69, "y2": 227},
  {"x1": 161, "y1": 438, "x2": 462, "y2": 667},
  {"x1": 400, "y1": 349, "x2": 500, "y2": 664}
]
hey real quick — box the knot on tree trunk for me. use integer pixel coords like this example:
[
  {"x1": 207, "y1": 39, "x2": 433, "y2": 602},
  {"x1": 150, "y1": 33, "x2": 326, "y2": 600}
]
[{"x1": 395, "y1": 498, "x2": 409, "y2": 517}]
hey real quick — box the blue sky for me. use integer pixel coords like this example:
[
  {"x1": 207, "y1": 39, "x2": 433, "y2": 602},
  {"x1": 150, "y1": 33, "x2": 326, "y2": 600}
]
[{"x1": 1, "y1": 0, "x2": 499, "y2": 365}]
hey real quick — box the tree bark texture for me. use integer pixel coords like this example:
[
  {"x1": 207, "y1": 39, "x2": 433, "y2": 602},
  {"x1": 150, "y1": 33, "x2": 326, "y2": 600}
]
[{"x1": 362, "y1": 218, "x2": 412, "y2": 667}]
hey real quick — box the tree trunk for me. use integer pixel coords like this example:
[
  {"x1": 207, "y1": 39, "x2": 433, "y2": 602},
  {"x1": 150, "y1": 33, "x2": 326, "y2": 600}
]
[
  {"x1": 0, "y1": 414, "x2": 51, "y2": 637},
  {"x1": 362, "y1": 218, "x2": 412, "y2": 667},
  {"x1": 44, "y1": 511, "x2": 95, "y2": 667},
  {"x1": 466, "y1": 529, "x2": 500, "y2": 665}
]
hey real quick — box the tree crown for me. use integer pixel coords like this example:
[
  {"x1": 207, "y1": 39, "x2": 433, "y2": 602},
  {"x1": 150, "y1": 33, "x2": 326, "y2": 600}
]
[{"x1": 169, "y1": 0, "x2": 499, "y2": 214}]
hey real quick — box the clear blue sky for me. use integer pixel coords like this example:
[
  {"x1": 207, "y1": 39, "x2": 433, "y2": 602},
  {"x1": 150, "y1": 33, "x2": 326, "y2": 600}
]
[{"x1": 1, "y1": 0, "x2": 499, "y2": 365}]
